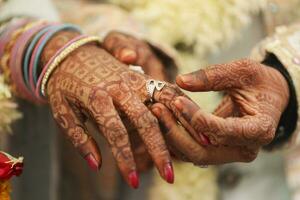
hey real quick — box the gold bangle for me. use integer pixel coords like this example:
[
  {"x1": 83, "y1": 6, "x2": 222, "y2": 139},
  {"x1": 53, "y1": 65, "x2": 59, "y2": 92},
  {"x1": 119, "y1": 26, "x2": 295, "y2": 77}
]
[{"x1": 40, "y1": 36, "x2": 102, "y2": 96}]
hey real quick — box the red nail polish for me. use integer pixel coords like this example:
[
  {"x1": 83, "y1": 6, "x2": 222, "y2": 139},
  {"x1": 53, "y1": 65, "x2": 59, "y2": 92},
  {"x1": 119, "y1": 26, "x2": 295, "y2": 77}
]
[
  {"x1": 174, "y1": 99, "x2": 183, "y2": 111},
  {"x1": 200, "y1": 134, "x2": 211, "y2": 146},
  {"x1": 152, "y1": 107, "x2": 161, "y2": 117},
  {"x1": 121, "y1": 50, "x2": 137, "y2": 64},
  {"x1": 85, "y1": 153, "x2": 99, "y2": 172},
  {"x1": 128, "y1": 171, "x2": 139, "y2": 189},
  {"x1": 164, "y1": 163, "x2": 174, "y2": 184}
]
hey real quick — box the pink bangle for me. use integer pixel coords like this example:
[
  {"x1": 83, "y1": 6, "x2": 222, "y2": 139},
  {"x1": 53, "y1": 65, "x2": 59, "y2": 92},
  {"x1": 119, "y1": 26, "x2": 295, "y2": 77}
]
[
  {"x1": 0, "y1": 18, "x2": 30, "y2": 59},
  {"x1": 9, "y1": 22, "x2": 50, "y2": 102},
  {"x1": 34, "y1": 35, "x2": 88, "y2": 101}
]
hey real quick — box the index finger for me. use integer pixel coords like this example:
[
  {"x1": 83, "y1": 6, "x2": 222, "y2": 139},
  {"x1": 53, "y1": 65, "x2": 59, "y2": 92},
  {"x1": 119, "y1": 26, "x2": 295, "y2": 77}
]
[
  {"x1": 151, "y1": 103, "x2": 259, "y2": 164},
  {"x1": 153, "y1": 83, "x2": 210, "y2": 145},
  {"x1": 174, "y1": 96, "x2": 276, "y2": 146}
]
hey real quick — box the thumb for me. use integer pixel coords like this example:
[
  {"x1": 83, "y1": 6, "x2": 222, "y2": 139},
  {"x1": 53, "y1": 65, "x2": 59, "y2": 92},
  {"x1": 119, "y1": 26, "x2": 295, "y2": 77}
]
[{"x1": 176, "y1": 59, "x2": 254, "y2": 92}]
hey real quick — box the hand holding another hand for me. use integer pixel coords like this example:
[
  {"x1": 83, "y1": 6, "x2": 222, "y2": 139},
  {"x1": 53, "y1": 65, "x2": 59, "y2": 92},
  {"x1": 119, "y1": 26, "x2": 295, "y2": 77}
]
[{"x1": 162, "y1": 59, "x2": 289, "y2": 164}]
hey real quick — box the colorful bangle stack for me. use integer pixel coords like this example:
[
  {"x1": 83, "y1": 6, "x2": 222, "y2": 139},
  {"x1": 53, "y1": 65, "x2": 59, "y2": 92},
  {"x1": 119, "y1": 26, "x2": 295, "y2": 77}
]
[{"x1": 0, "y1": 17, "x2": 102, "y2": 103}]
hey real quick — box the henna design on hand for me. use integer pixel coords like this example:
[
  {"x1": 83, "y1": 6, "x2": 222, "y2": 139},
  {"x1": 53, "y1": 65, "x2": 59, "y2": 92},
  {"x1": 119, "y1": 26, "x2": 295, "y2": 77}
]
[
  {"x1": 165, "y1": 58, "x2": 289, "y2": 164},
  {"x1": 152, "y1": 103, "x2": 259, "y2": 165},
  {"x1": 42, "y1": 30, "x2": 189, "y2": 186}
]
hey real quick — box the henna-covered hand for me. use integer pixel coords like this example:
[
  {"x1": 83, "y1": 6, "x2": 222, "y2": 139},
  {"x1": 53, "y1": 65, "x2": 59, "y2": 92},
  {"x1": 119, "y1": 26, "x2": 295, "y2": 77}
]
[
  {"x1": 42, "y1": 31, "x2": 189, "y2": 188},
  {"x1": 102, "y1": 32, "x2": 289, "y2": 164},
  {"x1": 160, "y1": 58, "x2": 289, "y2": 164},
  {"x1": 102, "y1": 31, "x2": 228, "y2": 164}
]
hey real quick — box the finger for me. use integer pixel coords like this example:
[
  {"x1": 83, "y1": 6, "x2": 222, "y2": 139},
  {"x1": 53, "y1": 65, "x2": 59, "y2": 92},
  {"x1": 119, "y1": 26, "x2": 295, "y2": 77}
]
[
  {"x1": 152, "y1": 105, "x2": 190, "y2": 162},
  {"x1": 126, "y1": 126, "x2": 154, "y2": 172},
  {"x1": 119, "y1": 94, "x2": 174, "y2": 184},
  {"x1": 49, "y1": 93, "x2": 101, "y2": 171},
  {"x1": 133, "y1": 43, "x2": 166, "y2": 80},
  {"x1": 174, "y1": 96, "x2": 276, "y2": 146},
  {"x1": 151, "y1": 103, "x2": 259, "y2": 164},
  {"x1": 122, "y1": 71, "x2": 209, "y2": 145},
  {"x1": 87, "y1": 89, "x2": 139, "y2": 189},
  {"x1": 140, "y1": 53, "x2": 166, "y2": 80},
  {"x1": 176, "y1": 59, "x2": 259, "y2": 92},
  {"x1": 213, "y1": 95, "x2": 237, "y2": 118},
  {"x1": 103, "y1": 32, "x2": 167, "y2": 80},
  {"x1": 153, "y1": 83, "x2": 210, "y2": 145},
  {"x1": 103, "y1": 31, "x2": 138, "y2": 64}
]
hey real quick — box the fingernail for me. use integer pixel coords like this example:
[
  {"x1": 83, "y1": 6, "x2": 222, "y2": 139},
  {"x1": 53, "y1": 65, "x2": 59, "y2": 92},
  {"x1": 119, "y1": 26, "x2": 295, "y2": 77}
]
[
  {"x1": 120, "y1": 49, "x2": 137, "y2": 63},
  {"x1": 164, "y1": 162, "x2": 174, "y2": 184},
  {"x1": 174, "y1": 99, "x2": 183, "y2": 111},
  {"x1": 177, "y1": 75, "x2": 193, "y2": 86},
  {"x1": 152, "y1": 107, "x2": 161, "y2": 117},
  {"x1": 128, "y1": 170, "x2": 139, "y2": 189},
  {"x1": 199, "y1": 134, "x2": 211, "y2": 146},
  {"x1": 85, "y1": 153, "x2": 99, "y2": 171}
]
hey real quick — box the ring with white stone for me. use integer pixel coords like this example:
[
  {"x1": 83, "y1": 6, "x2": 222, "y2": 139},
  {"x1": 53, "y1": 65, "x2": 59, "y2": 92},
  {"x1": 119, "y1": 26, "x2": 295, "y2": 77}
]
[
  {"x1": 129, "y1": 65, "x2": 145, "y2": 74},
  {"x1": 146, "y1": 79, "x2": 166, "y2": 102}
]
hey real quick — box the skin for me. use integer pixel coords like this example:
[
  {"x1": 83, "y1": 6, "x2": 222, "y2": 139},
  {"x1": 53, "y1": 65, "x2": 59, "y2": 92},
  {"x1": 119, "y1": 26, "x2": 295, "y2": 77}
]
[
  {"x1": 102, "y1": 31, "x2": 174, "y2": 171},
  {"x1": 41, "y1": 31, "x2": 187, "y2": 188},
  {"x1": 171, "y1": 59, "x2": 289, "y2": 163},
  {"x1": 106, "y1": 32, "x2": 290, "y2": 165}
]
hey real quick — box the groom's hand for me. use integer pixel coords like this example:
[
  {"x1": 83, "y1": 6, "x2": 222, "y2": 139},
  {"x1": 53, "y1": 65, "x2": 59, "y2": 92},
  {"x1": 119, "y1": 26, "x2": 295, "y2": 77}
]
[
  {"x1": 150, "y1": 59, "x2": 289, "y2": 165},
  {"x1": 175, "y1": 58, "x2": 289, "y2": 147}
]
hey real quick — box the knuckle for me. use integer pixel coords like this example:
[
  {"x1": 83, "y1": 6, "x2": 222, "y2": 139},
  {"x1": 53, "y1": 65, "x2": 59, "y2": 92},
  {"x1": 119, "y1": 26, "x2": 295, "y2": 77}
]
[
  {"x1": 258, "y1": 116, "x2": 276, "y2": 145},
  {"x1": 136, "y1": 110, "x2": 158, "y2": 129},
  {"x1": 152, "y1": 103, "x2": 167, "y2": 112},
  {"x1": 240, "y1": 147, "x2": 258, "y2": 162},
  {"x1": 261, "y1": 126, "x2": 276, "y2": 145},
  {"x1": 241, "y1": 58, "x2": 254, "y2": 66}
]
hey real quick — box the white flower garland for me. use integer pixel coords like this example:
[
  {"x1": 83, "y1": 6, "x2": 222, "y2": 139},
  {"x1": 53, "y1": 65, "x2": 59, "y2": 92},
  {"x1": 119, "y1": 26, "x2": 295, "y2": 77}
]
[
  {"x1": 0, "y1": 75, "x2": 21, "y2": 134},
  {"x1": 108, "y1": 0, "x2": 266, "y2": 66}
]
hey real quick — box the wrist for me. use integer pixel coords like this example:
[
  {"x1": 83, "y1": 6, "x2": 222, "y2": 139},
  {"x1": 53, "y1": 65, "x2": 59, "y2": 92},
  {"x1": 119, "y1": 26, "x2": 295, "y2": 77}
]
[
  {"x1": 262, "y1": 54, "x2": 298, "y2": 149},
  {"x1": 265, "y1": 66, "x2": 290, "y2": 108},
  {"x1": 40, "y1": 30, "x2": 80, "y2": 65}
]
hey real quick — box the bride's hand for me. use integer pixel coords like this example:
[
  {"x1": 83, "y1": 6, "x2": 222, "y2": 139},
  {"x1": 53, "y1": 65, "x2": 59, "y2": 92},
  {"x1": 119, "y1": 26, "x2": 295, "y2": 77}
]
[{"x1": 44, "y1": 31, "x2": 187, "y2": 188}]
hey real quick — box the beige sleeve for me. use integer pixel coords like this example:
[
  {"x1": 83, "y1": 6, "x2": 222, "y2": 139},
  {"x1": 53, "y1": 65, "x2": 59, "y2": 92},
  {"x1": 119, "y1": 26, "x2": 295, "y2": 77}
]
[{"x1": 251, "y1": 23, "x2": 300, "y2": 147}]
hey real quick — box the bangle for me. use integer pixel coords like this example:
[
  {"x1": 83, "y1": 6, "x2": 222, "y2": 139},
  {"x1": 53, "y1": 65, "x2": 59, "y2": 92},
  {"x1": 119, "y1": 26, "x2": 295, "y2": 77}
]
[
  {"x1": 0, "y1": 18, "x2": 29, "y2": 58},
  {"x1": 0, "y1": 18, "x2": 30, "y2": 63},
  {"x1": 0, "y1": 18, "x2": 33, "y2": 90},
  {"x1": 36, "y1": 35, "x2": 102, "y2": 100},
  {"x1": 28, "y1": 24, "x2": 82, "y2": 91},
  {"x1": 9, "y1": 22, "x2": 50, "y2": 101},
  {"x1": 23, "y1": 24, "x2": 58, "y2": 91},
  {"x1": 5, "y1": 20, "x2": 44, "y2": 95}
]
